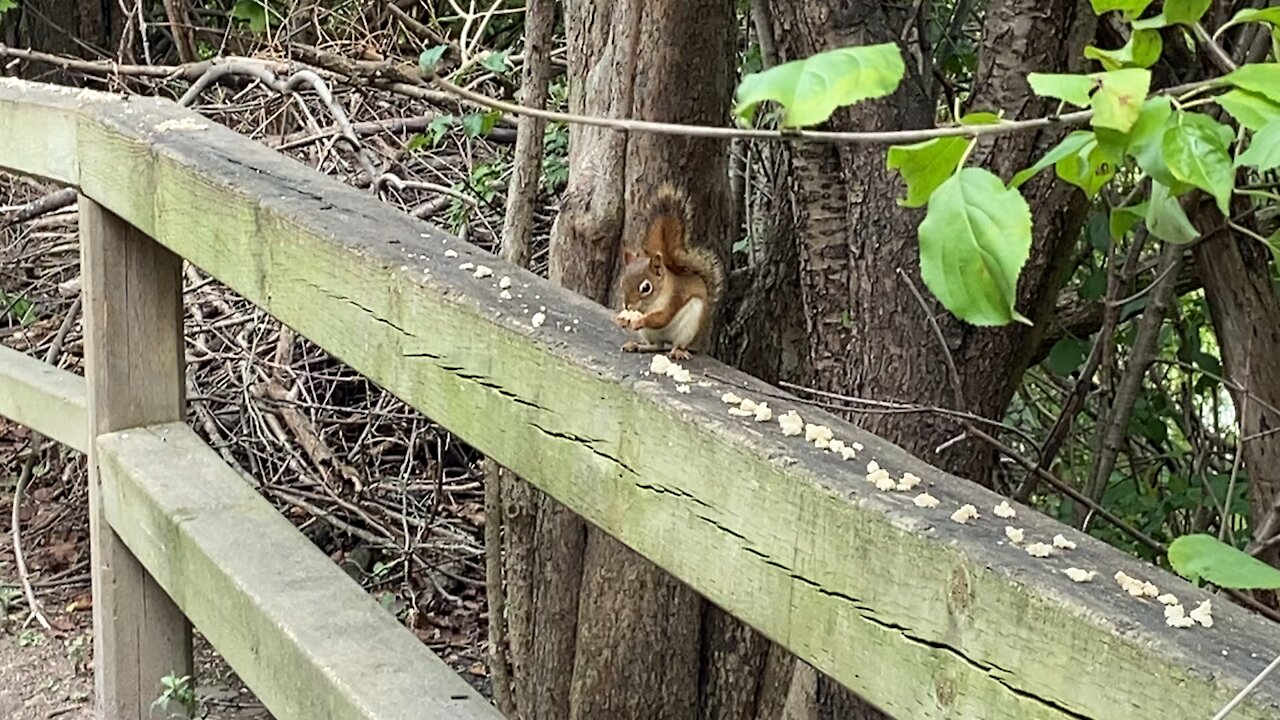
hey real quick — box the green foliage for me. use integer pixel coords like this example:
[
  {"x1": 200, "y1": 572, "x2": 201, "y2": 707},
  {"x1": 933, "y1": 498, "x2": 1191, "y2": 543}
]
[
  {"x1": 0, "y1": 0, "x2": 18, "y2": 15},
  {"x1": 1027, "y1": 69, "x2": 1151, "y2": 132},
  {"x1": 1084, "y1": 29, "x2": 1162, "y2": 70},
  {"x1": 1217, "y1": 6, "x2": 1280, "y2": 36},
  {"x1": 918, "y1": 168, "x2": 1033, "y2": 326},
  {"x1": 482, "y1": 50, "x2": 511, "y2": 75},
  {"x1": 734, "y1": 44, "x2": 905, "y2": 128},
  {"x1": 1162, "y1": 111, "x2": 1235, "y2": 214},
  {"x1": 541, "y1": 121, "x2": 569, "y2": 191},
  {"x1": 1235, "y1": 119, "x2": 1280, "y2": 172},
  {"x1": 1222, "y1": 63, "x2": 1280, "y2": 104},
  {"x1": 418, "y1": 46, "x2": 449, "y2": 75},
  {"x1": 1215, "y1": 89, "x2": 1280, "y2": 131},
  {"x1": 1169, "y1": 534, "x2": 1280, "y2": 589},
  {"x1": 461, "y1": 110, "x2": 501, "y2": 138},
  {"x1": 1162, "y1": 0, "x2": 1211, "y2": 26},
  {"x1": 0, "y1": 289, "x2": 36, "y2": 326},
  {"x1": 230, "y1": 0, "x2": 277, "y2": 33},
  {"x1": 152, "y1": 673, "x2": 200, "y2": 719},
  {"x1": 886, "y1": 137, "x2": 969, "y2": 208},
  {"x1": 1144, "y1": 181, "x2": 1199, "y2": 244},
  {"x1": 1089, "y1": 0, "x2": 1153, "y2": 19}
]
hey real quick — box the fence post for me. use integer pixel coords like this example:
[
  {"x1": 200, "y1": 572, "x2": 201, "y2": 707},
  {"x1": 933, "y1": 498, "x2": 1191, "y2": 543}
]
[{"x1": 80, "y1": 195, "x2": 193, "y2": 718}]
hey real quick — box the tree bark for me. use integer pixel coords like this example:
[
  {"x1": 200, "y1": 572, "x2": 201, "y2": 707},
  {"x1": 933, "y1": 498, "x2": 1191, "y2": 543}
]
[{"x1": 499, "y1": 1, "x2": 738, "y2": 718}]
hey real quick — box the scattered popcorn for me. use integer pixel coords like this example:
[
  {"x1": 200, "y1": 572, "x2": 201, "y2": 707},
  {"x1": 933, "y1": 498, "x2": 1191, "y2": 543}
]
[
  {"x1": 721, "y1": 392, "x2": 742, "y2": 404},
  {"x1": 739, "y1": 398, "x2": 759, "y2": 412},
  {"x1": 650, "y1": 355, "x2": 672, "y2": 375},
  {"x1": 1063, "y1": 568, "x2": 1097, "y2": 583},
  {"x1": 499, "y1": 290, "x2": 513, "y2": 300},
  {"x1": 618, "y1": 308, "x2": 644, "y2": 325},
  {"x1": 913, "y1": 493, "x2": 940, "y2": 508},
  {"x1": 1114, "y1": 571, "x2": 1146, "y2": 597},
  {"x1": 676, "y1": 384, "x2": 691, "y2": 394},
  {"x1": 866, "y1": 460, "x2": 881, "y2": 474},
  {"x1": 873, "y1": 474, "x2": 897, "y2": 492},
  {"x1": 1052, "y1": 534, "x2": 1076, "y2": 550},
  {"x1": 1190, "y1": 599, "x2": 1213, "y2": 628},
  {"x1": 839, "y1": 445, "x2": 858, "y2": 461},
  {"x1": 459, "y1": 262, "x2": 475, "y2": 271},
  {"x1": 852, "y1": 442, "x2": 864, "y2": 451},
  {"x1": 950, "y1": 504, "x2": 979, "y2": 524},
  {"x1": 1165, "y1": 604, "x2": 1194, "y2": 628},
  {"x1": 1157, "y1": 593, "x2": 1179, "y2": 606},
  {"x1": 993, "y1": 501, "x2": 1017, "y2": 519},
  {"x1": 1025, "y1": 542, "x2": 1053, "y2": 558},
  {"x1": 829, "y1": 439, "x2": 846, "y2": 453},
  {"x1": 669, "y1": 366, "x2": 692, "y2": 383},
  {"x1": 1141, "y1": 582, "x2": 1159, "y2": 598},
  {"x1": 728, "y1": 406, "x2": 754, "y2": 417},
  {"x1": 531, "y1": 312, "x2": 546, "y2": 328},
  {"x1": 499, "y1": 276, "x2": 512, "y2": 289},
  {"x1": 1004, "y1": 526, "x2": 1025, "y2": 544},
  {"x1": 867, "y1": 467, "x2": 892, "y2": 486},
  {"x1": 754, "y1": 403, "x2": 772, "y2": 422},
  {"x1": 444, "y1": 249, "x2": 459, "y2": 258},
  {"x1": 805, "y1": 424, "x2": 834, "y2": 444},
  {"x1": 815, "y1": 437, "x2": 831, "y2": 450},
  {"x1": 778, "y1": 411, "x2": 804, "y2": 437},
  {"x1": 897, "y1": 472, "x2": 922, "y2": 491},
  {"x1": 474, "y1": 265, "x2": 493, "y2": 279}
]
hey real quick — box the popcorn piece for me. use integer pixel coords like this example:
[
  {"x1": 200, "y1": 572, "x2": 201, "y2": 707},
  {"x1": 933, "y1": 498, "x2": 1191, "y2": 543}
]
[
  {"x1": 618, "y1": 308, "x2": 644, "y2": 324},
  {"x1": 738, "y1": 398, "x2": 759, "y2": 412},
  {"x1": 650, "y1": 354, "x2": 672, "y2": 375},
  {"x1": 829, "y1": 439, "x2": 846, "y2": 454},
  {"x1": 1063, "y1": 568, "x2": 1097, "y2": 583},
  {"x1": 459, "y1": 262, "x2": 475, "y2": 271},
  {"x1": 839, "y1": 445, "x2": 858, "y2": 461},
  {"x1": 1052, "y1": 534, "x2": 1077, "y2": 550},
  {"x1": 1025, "y1": 542, "x2": 1053, "y2": 558},
  {"x1": 867, "y1": 467, "x2": 892, "y2": 486},
  {"x1": 728, "y1": 407, "x2": 754, "y2": 417},
  {"x1": 1141, "y1": 582, "x2": 1159, "y2": 598},
  {"x1": 669, "y1": 365, "x2": 692, "y2": 384},
  {"x1": 866, "y1": 460, "x2": 881, "y2": 475},
  {"x1": 815, "y1": 437, "x2": 831, "y2": 450},
  {"x1": 805, "y1": 424, "x2": 834, "y2": 444},
  {"x1": 993, "y1": 501, "x2": 1017, "y2": 519},
  {"x1": 852, "y1": 442, "x2": 864, "y2": 451},
  {"x1": 474, "y1": 265, "x2": 494, "y2": 279},
  {"x1": 754, "y1": 404, "x2": 772, "y2": 422},
  {"x1": 1189, "y1": 599, "x2": 1213, "y2": 628},
  {"x1": 873, "y1": 473, "x2": 897, "y2": 492},
  {"x1": 1004, "y1": 526, "x2": 1025, "y2": 544},
  {"x1": 1165, "y1": 603, "x2": 1195, "y2": 628},
  {"x1": 913, "y1": 493, "x2": 940, "y2": 508},
  {"x1": 1157, "y1": 593, "x2": 1179, "y2": 606},
  {"x1": 444, "y1": 249, "x2": 459, "y2": 258},
  {"x1": 778, "y1": 411, "x2": 804, "y2": 437},
  {"x1": 676, "y1": 384, "x2": 691, "y2": 394},
  {"x1": 950, "y1": 504, "x2": 979, "y2": 524},
  {"x1": 1164, "y1": 603, "x2": 1185, "y2": 620},
  {"x1": 499, "y1": 275, "x2": 513, "y2": 289},
  {"x1": 499, "y1": 290, "x2": 513, "y2": 300},
  {"x1": 530, "y1": 312, "x2": 546, "y2": 328},
  {"x1": 721, "y1": 392, "x2": 743, "y2": 405},
  {"x1": 897, "y1": 472, "x2": 922, "y2": 491}
]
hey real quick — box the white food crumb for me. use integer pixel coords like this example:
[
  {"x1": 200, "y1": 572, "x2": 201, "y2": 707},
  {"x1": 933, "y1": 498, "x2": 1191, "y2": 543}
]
[
  {"x1": 445, "y1": 249, "x2": 459, "y2": 258},
  {"x1": 459, "y1": 262, "x2": 475, "y2": 271},
  {"x1": 754, "y1": 404, "x2": 772, "y2": 422},
  {"x1": 897, "y1": 472, "x2": 922, "y2": 491},
  {"x1": 530, "y1": 312, "x2": 546, "y2": 328},
  {"x1": 913, "y1": 493, "x2": 940, "y2": 508},
  {"x1": 1165, "y1": 604, "x2": 1195, "y2": 628},
  {"x1": 852, "y1": 442, "x2": 864, "y2": 451},
  {"x1": 499, "y1": 276, "x2": 512, "y2": 289},
  {"x1": 728, "y1": 407, "x2": 754, "y2": 417},
  {"x1": 739, "y1": 398, "x2": 759, "y2": 412},
  {"x1": 993, "y1": 501, "x2": 1016, "y2": 519},
  {"x1": 874, "y1": 474, "x2": 897, "y2": 492},
  {"x1": 1004, "y1": 526, "x2": 1024, "y2": 544},
  {"x1": 1063, "y1": 568, "x2": 1097, "y2": 583},
  {"x1": 1189, "y1": 599, "x2": 1213, "y2": 628},
  {"x1": 617, "y1": 308, "x2": 644, "y2": 324},
  {"x1": 867, "y1": 467, "x2": 892, "y2": 485},
  {"x1": 650, "y1": 355, "x2": 672, "y2": 375},
  {"x1": 1157, "y1": 593, "x2": 1179, "y2": 606},
  {"x1": 804, "y1": 424, "x2": 834, "y2": 444},
  {"x1": 676, "y1": 384, "x2": 691, "y2": 394},
  {"x1": 815, "y1": 437, "x2": 831, "y2": 450},
  {"x1": 1141, "y1": 582, "x2": 1159, "y2": 598},
  {"x1": 829, "y1": 439, "x2": 846, "y2": 453},
  {"x1": 778, "y1": 411, "x2": 804, "y2": 437},
  {"x1": 669, "y1": 366, "x2": 692, "y2": 383},
  {"x1": 499, "y1": 290, "x2": 513, "y2": 300},
  {"x1": 721, "y1": 392, "x2": 742, "y2": 404},
  {"x1": 950, "y1": 504, "x2": 979, "y2": 524},
  {"x1": 1052, "y1": 534, "x2": 1076, "y2": 550},
  {"x1": 1025, "y1": 542, "x2": 1053, "y2": 558},
  {"x1": 839, "y1": 445, "x2": 858, "y2": 461}
]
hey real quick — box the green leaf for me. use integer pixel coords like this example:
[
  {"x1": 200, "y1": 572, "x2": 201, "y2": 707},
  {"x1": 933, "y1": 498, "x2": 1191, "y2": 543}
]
[
  {"x1": 230, "y1": 0, "x2": 271, "y2": 33},
  {"x1": 1089, "y1": 0, "x2": 1154, "y2": 19},
  {"x1": 959, "y1": 111, "x2": 1002, "y2": 125},
  {"x1": 0, "y1": 0, "x2": 18, "y2": 14},
  {"x1": 1216, "y1": 89, "x2": 1280, "y2": 131},
  {"x1": 1090, "y1": 68, "x2": 1151, "y2": 132},
  {"x1": 1163, "y1": 112, "x2": 1235, "y2": 214},
  {"x1": 918, "y1": 168, "x2": 1033, "y2": 326},
  {"x1": 886, "y1": 137, "x2": 969, "y2": 208},
  {"x1": 418, "y1": 45, "x2": 449, "y2": 74},
  {"x1": 1223, "y1": 63, "x2": 1280, "y2": 105},
  {"x1": 1130, "y1": 13, "x2": 1169, "y2": 30},
  {"x1": 1126, "y1": 96, "x2": 1180, "y2": 185},
  {"x1": 1046, "y1": 337, "x2": 1090, "y2": 376},
  {"x1": 1053, "y1": 131, "x2": 1124, "y2": 198},
  {"x1": 1110, "y1": 202, "x2": 1146, "y2": 240},
  {"x1": 1027, "y1": 72, "x2": 1095, "y2": 107},
  {"x1": 481, "y1": 50, "x2": 510, "y2": 74},
  {"x1": 1218, "y1": 7, "x2": 1280, "y2": 37},
  {"x1": 734, "y1": 43, "x2": 905, "y2": 128},
  {"x1": 1010, "y1": 131, "x2": 1094, "y2": 188},
  {"x1": 461, "y1": 111, "x2": 501, "y2": 138},
  {"x1": 1169, "y1": 534, "x2": 1280, "y2": 589},
  {"x1": 1084, "y1": 29, "x2": 1163, "y2": 70},
  {"x1": 1163, "y1": 0, "x2": 1210, "y2": 26},
  {"x1": 1236, "y1": 119, "x2": 1280, "y2": 171},
  {"x1": 426, "y1": 114, "x2": 454, "y2": 146},
  {"x1": 1145, "y1": 182, "x2": 1199, "y2": 244}
]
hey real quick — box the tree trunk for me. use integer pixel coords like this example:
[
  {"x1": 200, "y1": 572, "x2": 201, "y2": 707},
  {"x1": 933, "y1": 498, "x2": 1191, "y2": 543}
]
[
  {"x1": 761, "y1": 0, "x2": 1094, "y2": 716},
  {"x1": 498, "y1": 1, "x2": 738, "y2": 718},
  {"x1": 16, "y1": 0, "x2": 123, "y2": 59}
]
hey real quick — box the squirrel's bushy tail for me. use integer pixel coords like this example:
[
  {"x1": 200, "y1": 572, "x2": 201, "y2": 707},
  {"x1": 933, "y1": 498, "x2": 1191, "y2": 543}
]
[{"x1": 643, "y1": 183, "x2": 724, "y2": 308}]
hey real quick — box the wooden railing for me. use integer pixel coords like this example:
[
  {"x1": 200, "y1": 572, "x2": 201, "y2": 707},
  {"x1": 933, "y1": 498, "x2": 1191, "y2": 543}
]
[{"x1": 2, "y1": 75, "x2": 1279, "y2": 720}]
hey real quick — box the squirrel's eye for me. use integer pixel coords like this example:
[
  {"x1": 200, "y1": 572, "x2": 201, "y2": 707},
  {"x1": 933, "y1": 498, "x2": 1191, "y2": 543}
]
[{"x1": 639, "y1": 280, "x2": 653, "y2": 296}]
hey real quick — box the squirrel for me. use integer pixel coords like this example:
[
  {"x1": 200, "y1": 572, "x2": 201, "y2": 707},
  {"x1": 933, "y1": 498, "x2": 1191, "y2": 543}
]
[{"x1": 613, "y1": 184, "x2": 724, "y2": 360}]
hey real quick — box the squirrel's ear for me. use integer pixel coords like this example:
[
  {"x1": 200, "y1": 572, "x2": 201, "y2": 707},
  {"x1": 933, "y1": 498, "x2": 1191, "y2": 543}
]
[
  {"x1": 649, "y1": 252, "x2": 664, "y2": 274},
  {"x1": 623, "y1": 249, "x2": 635, "y2": 265}
]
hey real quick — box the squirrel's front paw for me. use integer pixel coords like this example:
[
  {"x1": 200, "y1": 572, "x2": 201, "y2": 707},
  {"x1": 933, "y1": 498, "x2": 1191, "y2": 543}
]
[
  {"x1": 669, "y1": 347, "x2": 691, "y2": 360},
  {"x1": 622, "y1": 341, "x2": 641, "y2": 353}
]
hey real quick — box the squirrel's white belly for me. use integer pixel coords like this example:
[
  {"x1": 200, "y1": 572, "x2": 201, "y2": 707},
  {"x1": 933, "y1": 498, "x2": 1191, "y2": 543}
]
[{"x1": 642, "y1": 297, "x2": 705, "y2": 349}]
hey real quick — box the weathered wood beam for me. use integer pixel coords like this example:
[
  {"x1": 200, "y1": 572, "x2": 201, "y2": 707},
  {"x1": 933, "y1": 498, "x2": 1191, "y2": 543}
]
[
  {"x1": 95, "y1": 422, "x2": 503, "y2": 720},
  {"x1": 0, "y1": 344, "x2": 87, "y2": 452},
  {"x1": 3, "y1": 76, "x2": 1280, "y2": 719}
]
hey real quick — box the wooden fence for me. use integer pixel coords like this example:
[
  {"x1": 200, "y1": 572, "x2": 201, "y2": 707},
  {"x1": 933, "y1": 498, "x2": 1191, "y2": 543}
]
[{"x1": 1, "y1": 75, "x2": 1279, "y2": 720}]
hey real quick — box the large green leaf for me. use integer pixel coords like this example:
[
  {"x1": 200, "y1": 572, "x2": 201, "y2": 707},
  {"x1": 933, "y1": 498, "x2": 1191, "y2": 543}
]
[
  {"x1": 1054, "y1": 131, "x2": 1124, "y2": 198},
  {"x1": 734, "y1": 44, "x2": 905, "y2": 128},
  {"x1": 918, "y1": 168, "x2": 1033, "y2": 326},
  {"x1": 1027, "y1": 72, "x2": 1095, "y2": 107},
  {"x1": 1163, "y1": 0, "x2": 1211, "y2": 25},
  {"x1": 1145, "y1": 182, "x2": 1199, "y2": 244},
  {"x1": 1084, "y1": 29, "x2": 1163, "y2": 70},
  {"x1": 1126, "y1": 96, "x2": 1183, "y2": 187},
  {"x1": 886, "y1": 138, "x2": 969, "y2": 208},
  {"x1": 1216, "y1": 6, "x2": 1280, "y2": 37},
  {"x1": 1110, "y1": 202, "x2": 1147, "y2": 240},
  {"x1": 1163, "y1": 111, "x2": 1235, "y2": 214},
  {"x1": 1091, "y1": 68, "x2": 1151, "y2": 132},
  {"x1": 1223, "y1": 63, "x2": 1280, "y2": 105},
  {"x1": 1010, "y1": 131, "x2": 1095, "y2": 188},
  {"x1": 1169, "y1": 534, "x2": 1280, "y2": 589},
  {"x1": 1089, "y1": 0, "x2": 1154, "y2": 18},
  {"x1": 1237, "y1": 119, "x2": 1280, "y2": 172},
  {"x1": 1215, "y1": 88, "x2": 1280, "y2": 132}
]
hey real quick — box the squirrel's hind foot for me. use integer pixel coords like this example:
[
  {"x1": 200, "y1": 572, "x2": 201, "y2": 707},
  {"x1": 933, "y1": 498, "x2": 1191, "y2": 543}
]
[{"x1": 668, "y1": 347, "x2": 691, "y2": 360}]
